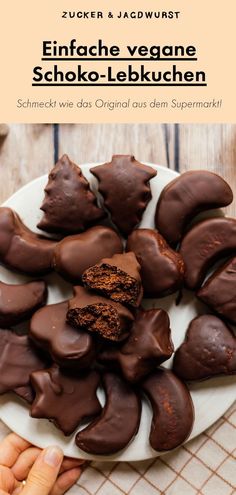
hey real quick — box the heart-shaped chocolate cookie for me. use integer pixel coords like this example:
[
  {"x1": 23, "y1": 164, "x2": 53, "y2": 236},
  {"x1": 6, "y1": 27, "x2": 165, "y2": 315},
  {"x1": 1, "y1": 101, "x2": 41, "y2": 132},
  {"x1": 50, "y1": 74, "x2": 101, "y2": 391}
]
[
  {"x1": 173, "y1": 315, "x2": 236, "y2": 380},
  {"x1": 126, "y1": 228, "x2": 185, "y2": 297}
]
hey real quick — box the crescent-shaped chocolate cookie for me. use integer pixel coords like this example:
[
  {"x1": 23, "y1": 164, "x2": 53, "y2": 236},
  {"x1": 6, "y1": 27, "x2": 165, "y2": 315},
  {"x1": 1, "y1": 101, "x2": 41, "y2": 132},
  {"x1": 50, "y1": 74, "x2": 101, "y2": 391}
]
[
  {"x1": 179, "y1": 217, "x2": 236, "y2": 290},
  {"x1": 76, "y1": 372, "x2": 141, "y2": 455},
  {"x1": 126, "y1": 229, "x2": 185, "y2": 297},
  {"x1": 173, "y1": 315, "x2": 236, "y2": 381},
  {"x1": 90, "y1": 155, "x2": 157, "y2": 236},
  {"x1": 0, "y1": 280, "x2": 47, "y2": 327},
  {"x1": 82, "y1": 252, "x2": 143, "y2": 308},
  {"x1": 52, "y1": 226, "x2": 123, "y2": 283},
  {"x1": 142, "y1": 369, "x2": 194, "y2": 451},
  {"x1": 197, "y1": 257, "x2": 236, "y2": 324},
  {"x1": 155, "y1": 171, "x2": 233, "y2": 246},
  {"x1": 38, "y1": 154, "x2": 104, "y2": 234},
  {"x1": 0, "y1": 330, "x2": 47, "y2": 400},
  {"x1": 0, "y1": 207, "x2": 57, "y2": 275},
  {"x1": 30, "y1": 301, "x2": 96, "y2": 369},
  {"x1": 30, "y1": 365, "x2": 101, "y2": 436},
  {"x1": 67, "y1": 286, "x2": 134, "y2": 342},
  {"x1": 99, "y1": 309, "x2": 173, "y2": 382}
]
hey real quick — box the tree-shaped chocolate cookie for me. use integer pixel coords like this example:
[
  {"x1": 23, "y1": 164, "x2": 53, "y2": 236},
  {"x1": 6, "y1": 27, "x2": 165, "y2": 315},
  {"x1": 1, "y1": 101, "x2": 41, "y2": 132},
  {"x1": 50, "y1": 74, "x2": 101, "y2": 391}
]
[
  {"x1": 38, "y1": 154, "x2": 105, "y2": 234},
  {"x1": 90, "y1": 155, "x2": 157, "y2": 236}
]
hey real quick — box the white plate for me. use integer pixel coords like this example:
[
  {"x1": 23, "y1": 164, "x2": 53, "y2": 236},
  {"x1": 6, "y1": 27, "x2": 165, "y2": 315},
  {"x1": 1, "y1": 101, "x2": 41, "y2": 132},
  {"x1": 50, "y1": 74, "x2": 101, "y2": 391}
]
[{"x1": 0, "y1": 163, "x2": 235, "y2": 462}]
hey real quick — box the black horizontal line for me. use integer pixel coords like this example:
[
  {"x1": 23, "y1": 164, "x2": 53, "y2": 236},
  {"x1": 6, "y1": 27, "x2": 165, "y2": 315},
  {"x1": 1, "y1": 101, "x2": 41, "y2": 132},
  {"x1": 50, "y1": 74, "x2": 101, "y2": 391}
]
[
  {"x1": 41, "y1": 57, "x2": 198, "y2": 61},
  {"x1": 32, "y1": 83, "x2": 207, "y2": 87}
]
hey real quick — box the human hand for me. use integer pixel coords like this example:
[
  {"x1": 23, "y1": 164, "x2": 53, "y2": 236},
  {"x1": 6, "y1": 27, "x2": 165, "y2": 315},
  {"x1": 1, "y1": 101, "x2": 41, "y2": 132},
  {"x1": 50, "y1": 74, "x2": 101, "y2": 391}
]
[{"x1": 0, "y1": 433, "x2": 84, "y2": 495}]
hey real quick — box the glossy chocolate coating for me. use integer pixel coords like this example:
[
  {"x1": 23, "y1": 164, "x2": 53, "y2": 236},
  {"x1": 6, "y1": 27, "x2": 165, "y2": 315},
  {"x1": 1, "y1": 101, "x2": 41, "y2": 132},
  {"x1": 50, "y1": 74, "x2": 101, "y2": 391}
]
[
  {"x1": 14, "y1": 386, "x2": 35, "y2": 404},
  {"x1": 155, "y1": 171, "x2": 233, "y2": 246},
  {"x1": 126, "y1": 229, "x2": 185, "y2": 297},
  {"x1": 0, "y1": 280, "x2": 47, "y2": 327},
  {"x1": 180, "y1": 217, "x2": 236, "y2": 290},
  {"x1": 197, "y1": 257, "x2": 236, "y2": 324},
  {"x1": 67, "y1": 286, "x2": 134, "y2": 342},
  {"x1": 30, "y1": 301, "x2": 96, "y2": 369},
  {"x1": 31, "y1": 365, "x2": 101, "y2": 436},
  {"x1": 142, "y1": 369, "x2": 194, "y2": 451},
  {"x1": 76, "y1": 372, "x2": 141, "y2": 455},
  {"x1": 52, "y1": 226, "x2": 123, "y2": 283},
  {"x1": 82, "y1": 252, "x2": 143, "y2": 308},
  {"x1": 99, "y1": 309, "x2": 173, "y2": 382},
  {"x1": 0, "y1": 207, "x2": 57, "y2": 275},
  {"x1": 0, "y1": 330, "x2": 47, "y2": 395},
  {"x1": 38, "y1": 154, "x2": 104, "y2": 234},
  {"x1": 173, "y1": 315, "x2": 236, "y2": 381},
  {"x1": 90, "y1": 155, "x2": 157, "y2": 236}
]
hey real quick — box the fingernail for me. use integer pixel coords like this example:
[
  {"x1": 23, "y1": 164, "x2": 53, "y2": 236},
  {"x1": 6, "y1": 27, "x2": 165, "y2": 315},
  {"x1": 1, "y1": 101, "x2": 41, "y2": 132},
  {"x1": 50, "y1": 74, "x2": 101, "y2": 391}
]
[{"x1": 43, "y1": 446, "x2": 63, "y2": 467}]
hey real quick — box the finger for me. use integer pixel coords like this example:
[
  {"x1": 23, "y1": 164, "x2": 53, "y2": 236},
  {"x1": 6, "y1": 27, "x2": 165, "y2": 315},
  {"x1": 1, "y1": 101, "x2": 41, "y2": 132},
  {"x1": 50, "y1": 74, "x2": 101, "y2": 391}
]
[
  {"x1": 21, "y1": 446, "x2": 63, "y2": 495},
  {"x1": 51, "y1": 467, "x2": 82, "y2": 495},
  {"x1": 59, "y1": 457, "x2": 85, "y2": 474},
  {"x1": 0, "y1": 434, "x2": 31, "y2": 467},
  {"x1": 12, "y1": 447, "x2": 41, "y2": 480},
  {"x1": 0, "y1": 465, "x2": 20, "y2": 492}
]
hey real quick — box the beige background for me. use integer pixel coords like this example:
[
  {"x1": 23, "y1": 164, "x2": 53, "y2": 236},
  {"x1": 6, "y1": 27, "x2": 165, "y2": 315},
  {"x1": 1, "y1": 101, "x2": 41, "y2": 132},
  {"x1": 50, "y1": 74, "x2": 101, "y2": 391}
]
[
  {"x1": 0, "y1": 0, "x2": 235, "y2": 122},
  {"x1": 0, "y1": 123, "x2": 235, "y2": 493}
]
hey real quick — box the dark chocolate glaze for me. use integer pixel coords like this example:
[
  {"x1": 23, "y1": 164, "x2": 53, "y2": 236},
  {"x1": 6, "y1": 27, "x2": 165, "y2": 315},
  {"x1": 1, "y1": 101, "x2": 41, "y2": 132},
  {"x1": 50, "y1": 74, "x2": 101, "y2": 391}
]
[
  {"x1": 180, "y1": 217, "x2": 236, "y2": 290},
  {"x1": 197, "y1": 257, "x2": 236, "y2": 324},
  {"x1": 31, "y1": 365, "x2": 101, "y2": 436},
  {"x1": 90, "y1": 155, "x2": 157, "y2": 236},
  {"x1": 173, "y1": 315, "x2": 236, "y2": 381},
  {"x1": 38, "y1": 154, "x2": 104, "y2": 234},
  {"x1": 52, "y1": 226, "x2": 123, "y2": 283},
  {"x1": 99, "y1": 309, "x2": 173, "y2": 382},
  {"x1": 0, "y1": 330, "x2": 47, "y2": 395},
  {"x1": 82, "y1": 252, "x2": 143, "y2": 308},
  {"x1": 14, "y1": 386, "x2": 35, "y2": 404},
  {"x1": 126, "y1": 229, "x2": 185, "y2": 297},
  {"x1": 67, "y1": 286, "x2": 134, "y2": 342},
  {"x1": 155, "y1": 171, "x2": 233, "y2": 246},
  {"x1": 142, "y1": 368, "x2": 194, "y2": 451},
  {"x1": 30, "y1": 301, "x2": 96, "y2": 369},
  {"x1": 0, "y1": 207, "x2": 57, "y2": 275},
  {"x1": 76, "y1": 372, "x2": 141, "y2": 455},
  {"x1": 0, "y1": 280, "x2": 47, "y2": 327}
]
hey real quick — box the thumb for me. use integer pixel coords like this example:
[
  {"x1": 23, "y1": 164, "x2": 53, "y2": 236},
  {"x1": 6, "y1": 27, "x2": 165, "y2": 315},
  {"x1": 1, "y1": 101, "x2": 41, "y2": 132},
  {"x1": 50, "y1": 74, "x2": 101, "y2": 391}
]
[{"x1": 21, "y1": 446, "x2": 63, "y2": 495}]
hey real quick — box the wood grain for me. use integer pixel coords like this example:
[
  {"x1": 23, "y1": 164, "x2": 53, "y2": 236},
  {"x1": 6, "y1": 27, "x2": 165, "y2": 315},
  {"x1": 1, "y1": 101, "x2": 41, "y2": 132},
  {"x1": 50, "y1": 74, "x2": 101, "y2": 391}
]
[
  {"x1": 0, "y1": 124, "x2": 54, "y2": 204},
  {"x1": 177, "y1": 124, "x2": 236, "y2": 215},
  {"x1": 0, "y1": 123, "x2": 235, "y2": 218},
  {"x1": 58, "y1": 124, "x2": 169, "y2": 167}
]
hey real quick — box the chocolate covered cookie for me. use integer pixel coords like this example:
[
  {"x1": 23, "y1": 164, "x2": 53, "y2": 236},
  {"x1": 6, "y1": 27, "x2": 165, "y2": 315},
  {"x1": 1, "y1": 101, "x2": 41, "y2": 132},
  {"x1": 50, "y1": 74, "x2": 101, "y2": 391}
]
[
  {"x1": 0, "y1": 280, "x2": 47, "y2": 327},
  {"x1": 0, "y1": 330, "x2": 47, "y2": 400},
  {"x1": 31, "y1": 365, "x2": 101, "y2": 436},
  {"x1": 197, "y1": 257, "x2": 236, "y2": 324},
  {"x1": 173, "y1": 315, "x2": 236, "y2": 381},
  {"x1": 0, "y1": 207, "x2": 57, "y2": 275},
  {"x1": 67, "y1": 286, "x2": 134, "y2": 342},
  {"x1": 155, "y1": 171, "x2": 233, "y2": 246},
  {"x1": 126, "y1": 229, "x2": 185, "y2": 297},
  {"x1": 38, "y1": 154, "x2": 104, "y2": 234},
  {"x1": 90, "y1": 155, "x2": 157, "y2": 236},
  {"x1": 52, "y1": 226, "x2": 123, "y2": 283},
  {"x1": 30, "y1": 301, "x2": 96, "y2": 369},
  {"x1": 82, "y1": 252, "x2": 143, "y2": 308},
  {"x1": 180, "y1": 217, "x2": 236, "y2": 290},
  {"x1": 142, "y1": 369, "x2": 194, "y2": 451},
  {"x1": 76, "y1": 372, "x2": 141, "y2": 455},
  {"x1": 99, "y1": 309, "x2": 173, "y2": 382}
]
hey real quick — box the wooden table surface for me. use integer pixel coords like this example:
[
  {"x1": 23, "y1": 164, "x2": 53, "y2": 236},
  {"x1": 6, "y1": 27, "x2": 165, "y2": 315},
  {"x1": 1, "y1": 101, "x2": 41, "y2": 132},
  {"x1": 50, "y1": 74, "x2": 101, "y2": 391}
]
[
  {"x1": 0, "y1": 124, "x2": 236, "y2": 216},
  {"x1": 0, "y1": 124, "x2": 235, "y2": 495}
]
